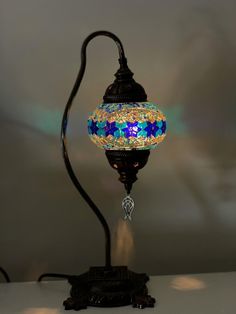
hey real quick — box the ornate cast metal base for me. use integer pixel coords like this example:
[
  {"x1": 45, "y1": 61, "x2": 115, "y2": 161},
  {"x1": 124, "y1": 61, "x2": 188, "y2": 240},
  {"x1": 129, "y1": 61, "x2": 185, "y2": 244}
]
[{"x1": 63, "y1": 266, "x2": 156, "y2": 311}]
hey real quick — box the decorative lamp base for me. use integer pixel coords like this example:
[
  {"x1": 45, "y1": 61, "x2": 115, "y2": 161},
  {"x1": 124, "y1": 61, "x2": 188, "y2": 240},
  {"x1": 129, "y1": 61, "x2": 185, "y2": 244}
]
[{"x1": 63, "y1": 266, "x2": 156, "y2": 311}]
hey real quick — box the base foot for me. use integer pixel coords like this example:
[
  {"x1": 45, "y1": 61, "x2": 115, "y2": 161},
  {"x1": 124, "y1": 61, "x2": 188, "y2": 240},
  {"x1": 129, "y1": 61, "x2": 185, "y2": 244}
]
[{"x1": 63, "y1": 266, "x2": 156, "y2": 310}]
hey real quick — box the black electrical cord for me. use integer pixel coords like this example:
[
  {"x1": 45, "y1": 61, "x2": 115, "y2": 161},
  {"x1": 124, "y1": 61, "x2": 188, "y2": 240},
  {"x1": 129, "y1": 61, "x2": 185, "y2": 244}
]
[
  {"x1": 0, "y1": 267, "x2": 10, "y2": 282},
  {"x1": 38, "y1": 273, "x2": 72, "y2": 282}
]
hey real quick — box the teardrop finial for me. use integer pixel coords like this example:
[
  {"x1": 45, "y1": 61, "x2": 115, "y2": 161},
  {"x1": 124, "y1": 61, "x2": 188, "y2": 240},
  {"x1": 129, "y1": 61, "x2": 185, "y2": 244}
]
[{"x1": 122, "y1": 195, "x2": 135, "y2": 221}]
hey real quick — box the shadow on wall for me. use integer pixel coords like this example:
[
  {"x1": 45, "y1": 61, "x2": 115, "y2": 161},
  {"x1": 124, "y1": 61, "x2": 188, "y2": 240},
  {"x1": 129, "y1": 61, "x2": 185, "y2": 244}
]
[{"x1": 167, "y1": 6, "x2": 236, "y2": 202}]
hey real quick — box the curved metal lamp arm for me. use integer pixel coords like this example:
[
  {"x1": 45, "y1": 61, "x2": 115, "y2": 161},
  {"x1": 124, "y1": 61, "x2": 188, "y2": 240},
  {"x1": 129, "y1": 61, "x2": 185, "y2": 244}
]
[{"x1": 61, "y1": 31, "x2": 127, "y2": 268}]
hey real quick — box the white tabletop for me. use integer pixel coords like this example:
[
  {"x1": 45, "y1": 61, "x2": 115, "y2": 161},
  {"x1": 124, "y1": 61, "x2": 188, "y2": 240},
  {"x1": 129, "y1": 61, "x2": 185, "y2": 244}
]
[{"x1": 0, "y1": 272, "x2": 235, "y2": 314}]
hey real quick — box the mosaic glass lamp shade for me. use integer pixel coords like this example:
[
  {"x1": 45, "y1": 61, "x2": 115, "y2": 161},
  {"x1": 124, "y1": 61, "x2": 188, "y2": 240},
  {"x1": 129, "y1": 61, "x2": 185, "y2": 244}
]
[
  {"x1": 85, "y1": 36, "x2": 167, "y2": 197},
  {"x1": 88, "y1": 102, "x2": 166, "y2": 150}
]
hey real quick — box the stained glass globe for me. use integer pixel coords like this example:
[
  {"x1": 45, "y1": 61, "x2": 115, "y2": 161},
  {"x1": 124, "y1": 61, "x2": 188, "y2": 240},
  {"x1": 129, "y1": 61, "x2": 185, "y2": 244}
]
[{"x1": 88, "y1": 102, "x2": 166, "y2": 150}]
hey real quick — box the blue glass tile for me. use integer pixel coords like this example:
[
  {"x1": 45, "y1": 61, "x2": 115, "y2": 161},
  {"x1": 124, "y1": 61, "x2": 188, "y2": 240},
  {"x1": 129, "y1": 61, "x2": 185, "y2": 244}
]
[
  {"x1": 138, "y1": 130, "x2": 147, "y2": 137},
  {"x1": 89, "y1": 120, "x2": 99, "y2": 135},
  {"x1": 138, "y1": 121, "x2": 148, "y2": 129},
  {"x1": 116, "y1": 122, "x2": 127, "y2": 129},
  {"x1": 122, "y1": 122, "x2": 141, "y2": 138},
  {"x1": 144, "y1": 121, "x2": 159, "y2": 137},
  {"x1": 105, "y1": 121, "x2": 118, "y2": 136},
  {"x1": 114, "y1": 130, "x2": 121, "y2": 138},
  {"x1": 88, "y1": 126, "x2": 92, "y2": 135},
  {"x1": 157, "y1": 120, "x2": 163, "y2": 128},
  {"x1": 156, "y1": 129, "x2": 163, "y2": 136},
  {"x1": 97, "y1": 121, "x2": 106, "y2": 128},
  {"x1": 161, "y1": 121, "x2": 166, "y2": 133},
  {"x1": 97, "y1": 128, "x2": 106, "y2": 136}
]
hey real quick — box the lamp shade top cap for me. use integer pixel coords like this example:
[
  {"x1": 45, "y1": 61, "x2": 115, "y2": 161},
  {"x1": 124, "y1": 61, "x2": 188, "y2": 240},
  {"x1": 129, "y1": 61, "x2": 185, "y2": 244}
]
[{"x1": 103, "y1": 61, "x2": 147, "y2": 103}]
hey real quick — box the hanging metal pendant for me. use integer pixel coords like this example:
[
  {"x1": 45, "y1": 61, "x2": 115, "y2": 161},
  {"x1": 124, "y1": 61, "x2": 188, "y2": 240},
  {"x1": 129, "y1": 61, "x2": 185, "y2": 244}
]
[{"x1": 122, "y1": 195, "x2": 135, "y2": 221}]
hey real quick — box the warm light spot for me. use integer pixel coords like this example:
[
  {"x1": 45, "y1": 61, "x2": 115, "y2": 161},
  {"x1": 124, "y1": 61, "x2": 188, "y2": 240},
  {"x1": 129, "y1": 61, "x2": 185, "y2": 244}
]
[
  {"x1": 171, "y1": 276, "x2": 206, "y2": 291},
  {"x1": 112, "y1": 219, "x2": 134, "y2": 265},
  {"x1": 24, "y1": 261, "x2": 48, "y2": 281},
  {"x1": 24, "y1": 308, "x2": 59, "y2": 314}
]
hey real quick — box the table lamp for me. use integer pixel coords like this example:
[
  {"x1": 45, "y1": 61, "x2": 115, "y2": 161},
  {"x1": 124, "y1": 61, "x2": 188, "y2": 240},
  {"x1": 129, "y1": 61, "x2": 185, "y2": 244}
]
[{"x1": 38, "y1": 30, "x2": 166, "y2": 311}]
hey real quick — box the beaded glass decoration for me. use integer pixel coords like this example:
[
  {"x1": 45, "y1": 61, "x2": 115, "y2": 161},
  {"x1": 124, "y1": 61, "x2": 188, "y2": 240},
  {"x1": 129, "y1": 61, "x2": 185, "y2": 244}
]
[{"x1": 88, "y1": 102, "x2": 166, "y2": 150}]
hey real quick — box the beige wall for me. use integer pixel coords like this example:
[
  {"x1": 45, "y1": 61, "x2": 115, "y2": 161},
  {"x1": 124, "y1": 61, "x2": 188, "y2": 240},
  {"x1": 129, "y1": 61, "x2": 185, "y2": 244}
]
[{"x1": 0, "y1": 0, "x2": 236, "y2": 282}]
